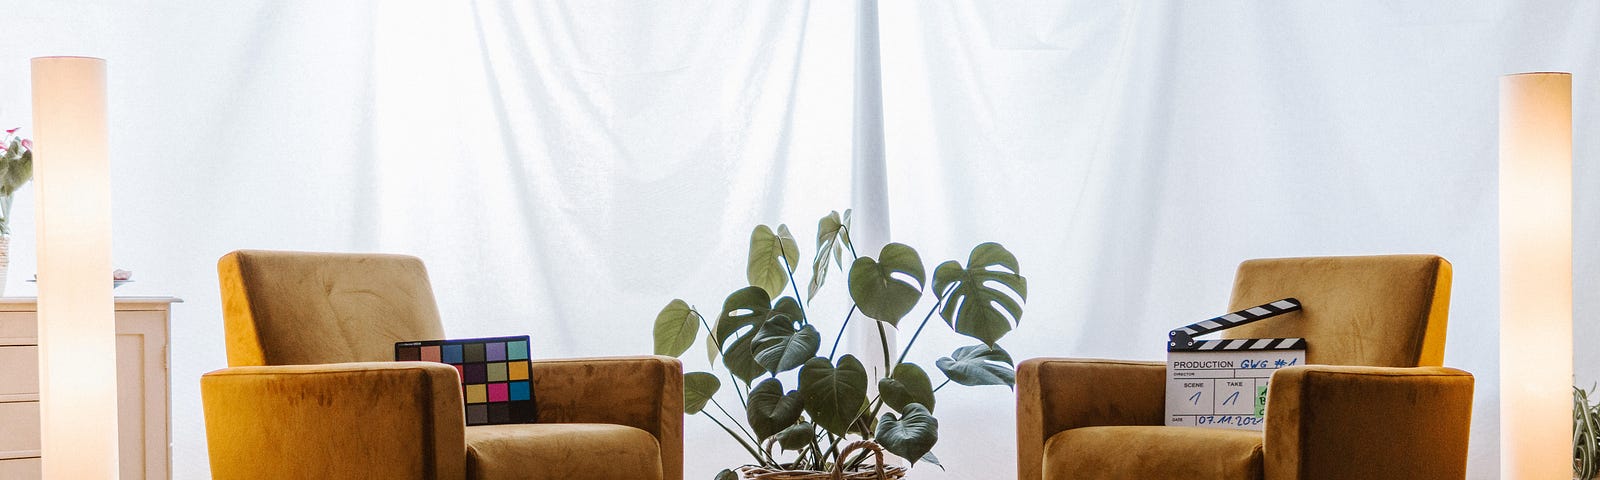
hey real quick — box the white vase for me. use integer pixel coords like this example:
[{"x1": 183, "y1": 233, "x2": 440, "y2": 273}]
[{"x1": 0, "y1": 234, "x2": 10, "y2": 297}]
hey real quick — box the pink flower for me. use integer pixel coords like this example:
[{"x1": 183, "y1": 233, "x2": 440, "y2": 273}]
[
  {"x1": 4, "y1": 128, "x2": 16, "y2": 135},
  {"x1": 19, "y1": 139, "x2": 30, "y2": 151}
]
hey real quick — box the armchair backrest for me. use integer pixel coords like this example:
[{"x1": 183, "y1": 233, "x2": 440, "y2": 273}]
[
  {"x1": 218, "y1": 250, "x2": 446, "y2": 367},
  {"x1": 1221, "y1": 254, "x2": 1451, "y2": 367}
]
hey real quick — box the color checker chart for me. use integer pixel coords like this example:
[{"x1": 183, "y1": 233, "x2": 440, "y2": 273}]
[{"x1": 396, "y1": 335, "x2": 536, "y2": 426}]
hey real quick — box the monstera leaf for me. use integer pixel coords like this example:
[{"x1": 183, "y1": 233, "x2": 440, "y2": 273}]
[
  {"x1": 683, "y1": 372, "x2": 721, "y2": 414},
  {"x1": 876, "y1": 403, "x2": 938, "y2": 466},
  {"x1": 798, "y1": 355, "x2": 868, "y2": 436},
  {"x1": 935, "y1": 344, "x2": 1016, "y2": 388},
  {"x1": 848, "y1": 243, "x2": 926, "y2": 326},
  {"x1": 652, "y1": 299, "x2": 700, "y2": 357},
  {"x1": 776, "y1": 422, "x2": 816, "y2": 451},
  {"x1": 878, "y1": 362, "x2": 936, "y2": 414},
  {"x1": 713, "y1": 286, "x2": 772, "y2": 345},
  {"x1": 709, "y1": 288, "x2": 805, "y2": 381},
  {"x1": 747, "y1": 378, "x2": 805, "y2": 439},
  {"x1": 715, "y1": 470, "x2": 738, "y2": 480},
  {"x1": 933, "y1": 242, "x2": 1027, "y2": 346},
  {"x1": 809, "y1": 209, "x2": 853, "y2": 300},
  {"x1": 753, "y1": 318, "x2": 821, "y2": 374},
  {"x1": 709, "y1": 287, "x2": 778, "y2": 382},
  {"x1": 748, "y1": 224, "x2": 801, "y2": 299}
]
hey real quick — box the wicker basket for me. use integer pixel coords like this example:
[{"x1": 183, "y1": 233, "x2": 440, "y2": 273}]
[{"x1": 736, "y1": 441, "x2": 908, "y2": 480}]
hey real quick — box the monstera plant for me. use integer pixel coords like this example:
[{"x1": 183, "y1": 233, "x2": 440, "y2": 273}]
[{"x1": 652, "y1": 210, "x2": 1027, "y2": 479}]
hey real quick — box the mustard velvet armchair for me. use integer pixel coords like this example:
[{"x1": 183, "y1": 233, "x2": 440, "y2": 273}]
[
  {"x1": 201, "y1": 250, "x2": 684, "y2": 480},
  {"x1": 1017, "y1": 255, "x2": 1474, "y2": 480}
]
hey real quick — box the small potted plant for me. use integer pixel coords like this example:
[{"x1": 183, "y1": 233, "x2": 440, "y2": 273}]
[
  {"x1": 0, "y1": 128, "x2": 33, "y2": 295},
  {"x1": 1577, "y1": 385, "x2": 1600, "y2": 479},
  {"x1": 652, "y1": 210, "x2": 1027, "y2": 479}
]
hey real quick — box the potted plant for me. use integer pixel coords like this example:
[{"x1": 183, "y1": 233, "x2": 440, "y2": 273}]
[
  {"x1": 1577, "y1": 385, "x2": 1600, "y2": 479},
  {"x1": 0, "y1": 128, "x2": 33, "y2": 296},
  {"x1": 652, "y1": 210, "x2": 1028, "y2": 479}
]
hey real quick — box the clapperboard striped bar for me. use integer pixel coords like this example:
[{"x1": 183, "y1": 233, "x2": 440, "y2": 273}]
[
  {"x1": 1167, "y1": 298, "x2": 1302, "y2": 351},
  {"x1": 1185, "y1": 337, "x2": 1306, "y2": 351}
]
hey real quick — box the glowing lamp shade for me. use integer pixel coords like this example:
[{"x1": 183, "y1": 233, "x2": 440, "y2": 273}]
[
  {"x1": 31, "y1": 56, "x2": 120, "y2": 478},
  {"x1": 1499, "y1": 72, "x2": 1571, "y2": 479}
]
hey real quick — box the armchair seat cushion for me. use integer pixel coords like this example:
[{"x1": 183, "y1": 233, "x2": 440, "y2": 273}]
[
  {"x1": 465, "y1": 423, "x2": 663, "y2": 480},
  {"x1": 1043, "y1": 426, "x2": 1263, "y2": 480}
]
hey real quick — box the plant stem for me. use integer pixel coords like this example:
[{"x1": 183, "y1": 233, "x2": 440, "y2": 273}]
[
  {"x1": 875, "y1": 320, "x2": 892, "y2": 374},
  {"x1": 703, "y1": 412, "x2": 768, "y2": 465},
  {"x1": 894, "y1": 299, "x2": 943, "y2": 367},
  {"x1": 933, "y1": 378, "x2": 952, "y2": 393},
  {"x1": 825, "y1": 433, "x2": 843, "y2": 469},
  {"x1": 781, "y1": 257, "x2": 809, "y2": 324},
  {"x1": 828, "y1": 306, "x2": 857, "y2": 359},
  {"x1": 808, "y1": 431, "x2": 826, "y2": 469},
  {"x1": 842, "y1": 227, "x2": 858, "y2": 259},
  {"x1": 697, "y1": 312, "x2": 750, "y2": 408},
  {"x1": 710, "y1": 397, "x2": 763, "y2": 450}
]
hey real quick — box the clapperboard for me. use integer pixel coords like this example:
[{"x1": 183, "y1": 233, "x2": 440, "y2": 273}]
[{"x1": 1165, "y1": 298, "x2": 1305, "y2": 431}]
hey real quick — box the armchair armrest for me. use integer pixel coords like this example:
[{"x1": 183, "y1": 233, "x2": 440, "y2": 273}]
[
  {"x1": 201, "y1": 362, "x2": 466, "y2": 480},
  {"x1": 529, "y1": 355, "x2": 683, "y2": 480},
  {"x1": 1264, "y1": 365, "x2": 1474, "y2": 480},
  {"x1": 1017, "y1": 358, "x2": 1165, "y2": 480}
]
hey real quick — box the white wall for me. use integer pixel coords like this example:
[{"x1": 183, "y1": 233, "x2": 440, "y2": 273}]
[{"x1": 0, "y1": 1, "x2": 1597, "y2": 478}]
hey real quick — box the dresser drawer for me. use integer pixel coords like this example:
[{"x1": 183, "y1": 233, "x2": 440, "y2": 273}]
[
  {"x1": 0, "y1": 457, "x2": 40, "y2": 479},
  {"x1": 0, "y1": 401, "x2": 40, "y2": 454},
  {"x1": 0, "y1": 312, "x2": 36, "y2": 344},
  {"x1": 0, "y1": 346, "x2": 38, "y2": 397}
]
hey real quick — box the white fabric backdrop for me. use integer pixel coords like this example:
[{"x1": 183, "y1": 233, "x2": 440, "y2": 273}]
[{"x1": 1, "y1": 1, "x2": 1598, "y2": 478}]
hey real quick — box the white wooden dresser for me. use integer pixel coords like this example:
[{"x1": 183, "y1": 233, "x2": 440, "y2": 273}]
[{"x1": 0, "y1": 297, "x2": 177, "y2": 479}]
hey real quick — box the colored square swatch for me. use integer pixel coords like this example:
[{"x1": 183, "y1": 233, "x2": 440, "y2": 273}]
[
  {"x1": 466, "y1": 384, "x2": 487, "y2": 403},
  {"x1": 507, "y1": 341, "x2": 529, "y2": 360},
  {"x1": 395, "y1": 335, "x2": 537, "y2": 426},
  {"x1": 464, "y1": 364, "x2": 487, "y2": 383}
]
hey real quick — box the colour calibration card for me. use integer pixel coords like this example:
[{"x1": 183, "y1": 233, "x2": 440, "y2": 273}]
[
  {"x1": 396, "y1": 335, "x2": 536, "y2": 426},
  {"x1": 1164, "y1": 298, "x2": 1305, "y2": 431}
]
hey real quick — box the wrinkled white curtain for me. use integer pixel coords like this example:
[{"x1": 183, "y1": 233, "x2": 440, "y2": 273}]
[{"x1": 1, "y1": 1, "x2": 1598, "y2": 478}]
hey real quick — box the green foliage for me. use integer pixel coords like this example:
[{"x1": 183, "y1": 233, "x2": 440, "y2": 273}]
[
  {"x1": 653, "y1": 300, "x2": 700, "y2": 357},
  {"x1": 747, "y1": 379, "x2": 805, "y2": 440},
  {"x1": 933, "y1": 242, "x2": 1028, "y2": 347},
  {"x1": 0, "y1": 132, "x2": 34, "y2": 236},
  {"x1": 747, "y1": 225, "x2": 800, "y2": 299},
  {"x1": 1578, "y1": 385, "x2": 1600, "y2": 479},
  {"x1": 876, "y1": 403, "x2": 938, "y2": 466},
  {"x1": 878, "y1": 363, "x2": 936, "y2": 414},
  {"x1": 809, "y1": 210, "x2": 851, "y2": 300},
  {"x1": 753, "y1": 320, "x2": 821, "y2": 374},
  {"x1": 650, "y1": 210, "x2": 1029, "y2": 475},
  {"x1": 936, "y1": 344, "x2": 1017, "y2": 388},
  {"x1": 799, "y1": 355, "x2": 868, "y2": 436},
  {"x1": 848, "y1": 243, "x2": 925, "y2": 326},
  {"x1": 683, "y1": 372, "x2": 721, "y2": 415}
]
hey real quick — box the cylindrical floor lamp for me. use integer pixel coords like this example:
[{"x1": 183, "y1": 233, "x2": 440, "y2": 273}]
[
  {"x1": 1499, "y1": 71, "x2": 1571, "y2": 479},
  {"x1": 31, "y1": 56, "x2": 120, "y2": 478}
]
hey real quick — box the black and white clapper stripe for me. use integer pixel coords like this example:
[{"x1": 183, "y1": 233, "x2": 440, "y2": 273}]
[
  {"x1": 1185, "y1": 337, "x2": 1306, "y2": 351},
  {"x1": 1167, "y1": 298, "x2": 1302, "y2": 351}
]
